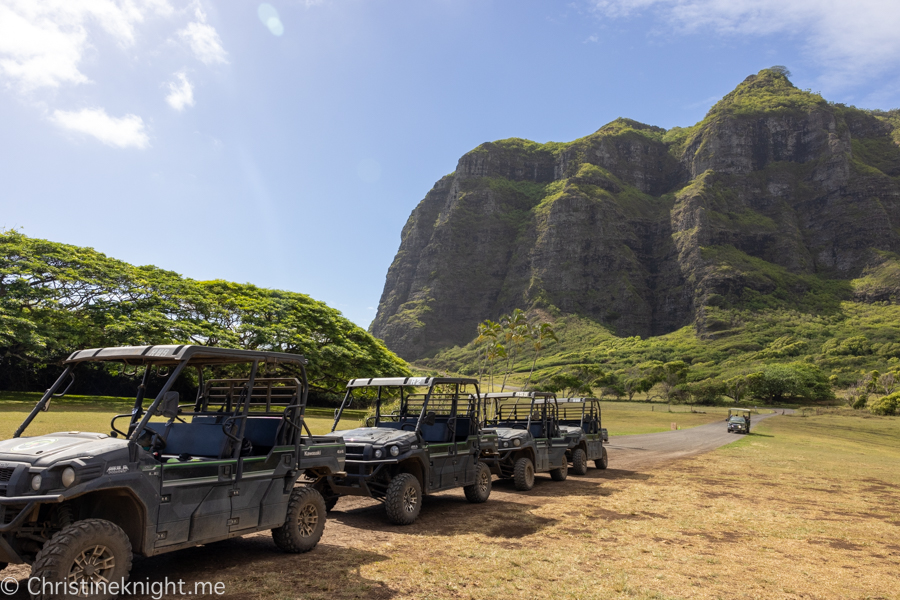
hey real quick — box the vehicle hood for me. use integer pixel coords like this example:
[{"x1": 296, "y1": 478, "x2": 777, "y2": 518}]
[
  {"x1": 491, "y1": 428, "x2": 533, "y2": 442},
  {"x1": 334, "y1": 427, "x2": 417, "y2": 446},
  {"x1": 559, "y1": 425, "x2": 584, "y2": 436},
  {"x1": 0, "y1": 432, "x2": 128, "y2": 467}
]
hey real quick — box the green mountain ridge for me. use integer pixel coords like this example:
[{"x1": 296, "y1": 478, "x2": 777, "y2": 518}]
[{"x1": 370, "y1": 69, "x2": 900, "y2": 387}]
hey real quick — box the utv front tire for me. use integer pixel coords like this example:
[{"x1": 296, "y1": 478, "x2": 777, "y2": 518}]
[
  {"x1": 549, "y1": 460, "x2": 568, "y2": 481},
  {"x1": 385, "y1": 473, "x2": 422, "y2": 525},
  {"x1": 273, "y1": 486, "x2": 326, "y2": 553},
  {"x1": 595, "y1": 448, "x2": 609, "y2": 470},
  {"x1": 324, "y1": 495, "x2": 339, "y2": 512},
  {"x1": 513, "y1": 457, "x2": 535, "y2": 491},
  {"x1": 31, "y1": 518, "x2": 133, "y2": 600},
  {"x1": 571, "y1": 448, "x2": 588, "y2": 476},
  {"x1": 464, "y1": 462, "x2": 492, "y2": 503}
]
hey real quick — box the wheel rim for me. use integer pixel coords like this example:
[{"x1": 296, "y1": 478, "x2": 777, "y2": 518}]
[
  {"x1": 403, "y1": 484, "x2": 418, "y2": 513},
  {"x1": 478, "y1": 469, "x2": 489, "y2": 492},
  {"x1": 67, "y1": 544, "x2": 115, "y2": 594},
  {"x1": 297, "y1": 503, "x2": 319, "y2": 537}
]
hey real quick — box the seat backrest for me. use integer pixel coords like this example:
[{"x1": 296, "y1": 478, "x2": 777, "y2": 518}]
[
  {"x1": 420, "y1": 421, "x2": 450, "y2": 444},
  {"x1": 454, "y1": 417, "x2": 471, "y2": 440},
  {"x1": 146, "y1": 422, "x2": 228, "y2": 458},
  {"x1": 529, "y1": 422, "x2": 544, "y2": 439},
  {"x1": 242, "y1": 417, "x2": 282, "y2": 447}
]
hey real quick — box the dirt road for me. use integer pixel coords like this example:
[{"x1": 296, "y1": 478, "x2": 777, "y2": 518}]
[{"x1": 607, "y1": 411, "x2": 777, "y2": 470}]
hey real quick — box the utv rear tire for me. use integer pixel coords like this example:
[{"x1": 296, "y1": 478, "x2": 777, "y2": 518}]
[
  {"x1": 31, "y1": 519, "x2": 132, "y2": 600},
  {"x1": 464, "y1": 462, "x2": 492, "y2": 503},
  {"x1": 571, "y1": 448, "x2": 588, "y2": 476},
  {"x1": 385, "y1": 474, "x2": 422, "y2": 525},
  {"x1": 595, "y1": 448, "x2": 609, "y2": 470},
  {"x1": 513, "y1": 457, "x2": 535, "y2": 491},
  {"x1": 272, "y1": 486, "x2": 326, "y2": 553},
  {"x1": 549, "y1": 460, "x2": 568, "y2": 481}
]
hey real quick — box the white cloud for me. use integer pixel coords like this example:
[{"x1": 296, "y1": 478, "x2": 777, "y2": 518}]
[
  {"x1": 165, "y1": 70, "x2": 194, "y2": 110},
  {"x1": 177, "y1": 5, "x2": 228, "y2": 64},
  {"x1": 51, "y1": 107, "x2": 149, "y2": 148},
  {"x1": 590, "y1": 0, "x2": 900, "y2": 87},
  {"x1": 0, "y1": 0, "x2": 173, "y2": 91}
]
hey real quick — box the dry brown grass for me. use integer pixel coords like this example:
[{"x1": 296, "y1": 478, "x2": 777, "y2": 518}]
[{"x1": 4, "y1": 410, "x2": 899, "y2": 599}]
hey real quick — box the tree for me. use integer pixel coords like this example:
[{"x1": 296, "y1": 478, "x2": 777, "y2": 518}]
[
  {"x1": 499, "y1": 309, "x2": 529, "y2": 392},
  {"x1": 878, "y1": 372, "x2": 897, "y2": 396},
  {"x1": 0, "y1": 230, "x2": 410, "y2": 396},
  {"x1": 525, "y1": 321, "x2": 557, "y2": 389},
  {"x1": 654, "y1": 361, "x2": 688, "y2": 404},
  {"x1": 749, "y1": 363, "x2": 835, "y2": 404},
  {"x1": 620, "y1": 367, "x2": 653, "y2": 402},
  {"x1": 485, "y1": 341, "x2": 507, "y2": 392},
  {"x1": 475, "y1": 320, "x2": 502, "y2": 385}
]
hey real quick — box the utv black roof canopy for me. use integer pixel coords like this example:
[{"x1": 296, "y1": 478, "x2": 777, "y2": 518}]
[
  {"x1": 483, "y1": 392, "x2": 556, "y2": 399},
  {"x1": 65, "y1": 345, "x2": 308, "y2": 366},
  {"x1": 346, "y1": 376, "x2": 477, "y2": 388}
]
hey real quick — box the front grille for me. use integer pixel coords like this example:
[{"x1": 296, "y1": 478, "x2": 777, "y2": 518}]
[
  {"x1": 0, "y1": 467, "x2": 14, "y2": 483},
  {"x1": 345, "y1": 445, "x2": 366, "y2": 456}
]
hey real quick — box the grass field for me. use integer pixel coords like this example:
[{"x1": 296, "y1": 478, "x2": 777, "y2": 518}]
[
  {"x1": 267, "y1": 411, "x2": 898, "y2": 600},
  {"x1": 0, "y1": 393, "x2": 733, "y2": 439},
  {"x1": 2, "y1": 399, "x2": 898, "y2": 598}
]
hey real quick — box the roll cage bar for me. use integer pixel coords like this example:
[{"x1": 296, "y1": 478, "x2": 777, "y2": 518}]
[
  {"x1": 481, "y1": 391, "x2": 560, "y2": 436},
  {"x1": 14, "y1": 345, "x2": 310, "y2": 462},
  {"x1": 331, "y1": 377, "x2": 481, "y2": 434}
]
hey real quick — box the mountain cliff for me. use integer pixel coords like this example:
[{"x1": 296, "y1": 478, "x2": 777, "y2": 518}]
[{"x1": 370, "y1": 69, "x2": 900, "y2": 361}]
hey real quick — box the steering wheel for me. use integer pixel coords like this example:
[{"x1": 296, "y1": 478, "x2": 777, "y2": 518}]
[
  {"x1": 511, "y1": 424, "x2": 527, "y2": 430},
  {"x1": 401, "y1": 423, "x2": 416, "y2": 431},
  {"x1": 109, "y1": 414, "x2": 130, "y2": 438},
  {"x1": 150, "y1": 431, "x2": 166, "y2": 451}
]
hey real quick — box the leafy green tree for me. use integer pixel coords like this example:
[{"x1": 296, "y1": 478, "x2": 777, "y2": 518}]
[
  {"x1": 749, "y1": 362, "x2": 834, "y2": 403},
  {"x1": 651, "y1": 361, "x2": 688, "y2": 403},
  {"x1": 620, "y1": 367, "x2": 654, "y2": 401},
  {"x1": 485, "y1": 341, "x2": 507, "y2": 392},
  {"x1": 475, "y1": 320, "x2": 502, "y2": 384},
  {"x1": 0, "y1": 231, "x2": 409, "y2": 396}
]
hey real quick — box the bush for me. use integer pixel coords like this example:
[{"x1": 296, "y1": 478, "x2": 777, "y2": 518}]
[{"x1": 868, "y1": 392, "x2": 900, "y2": 416}]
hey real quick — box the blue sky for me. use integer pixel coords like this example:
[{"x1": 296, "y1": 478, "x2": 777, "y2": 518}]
[{"x1": 2, "y1": 0, "x2": 899, "y2": 328}]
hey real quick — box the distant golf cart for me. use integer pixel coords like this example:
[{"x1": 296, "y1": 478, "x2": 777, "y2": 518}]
[
  {"x1": 727, "y1": 408, "x2": 752, "y2": 434},
  {"x1": 0, "y1": 345, "x2": 345, "y2": 596},
  {"x1": 328, "y1": 377, "x2": 493, "y2": 525},
  {"x1": 554, "y1": 398, "x2": 608, "y2": 474},
  {"x1": 480, "y1": 392, "x2": 570, "y2": 490}
]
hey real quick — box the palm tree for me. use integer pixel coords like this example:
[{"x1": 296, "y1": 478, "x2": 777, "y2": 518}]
[
  {"x1": 525, "y1": 322, "x2": 557, "y2": 389},
  {"x1": 486, "y1": 341, "x2": 507, "y2": 393},
  {"x1": 475, "y1": 320, "x2": 502, "y2": 387},
  {"x1": 500, "y1": 309, "x2": 529, "y2": 392}
]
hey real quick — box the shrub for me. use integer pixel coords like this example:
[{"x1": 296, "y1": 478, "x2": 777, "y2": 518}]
[{"x1": 868, "y1": 392, "x2": 900, "y2": 416}]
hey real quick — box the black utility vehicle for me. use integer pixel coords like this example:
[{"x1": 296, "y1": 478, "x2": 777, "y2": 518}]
[
  {"x1": 0, "y1": 345, "x2": 344, "y2": 595},
  {"x1": 328, "y1": 377, "x2": 493, "y2": 525},
  {"x1": 555, "y1": 398, "x2": 608, "y2": 474},
  {"x1": 727, "y1": 408, "x2": 751, "y2": 434},
  {"x1": 480, "y1": 392, "x2": 570, "y2": 491}
]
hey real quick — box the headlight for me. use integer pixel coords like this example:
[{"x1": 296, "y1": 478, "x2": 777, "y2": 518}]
[
  {"x1": 374, "y1": 448, "x2": 383, "y2": 459},
  {"x1": 389, "y1": 445, "x2": 400, "y2": 457},
  {"x1": 62, "y1": 467, "x2": 76, "y2": 487},
  {"x1": 31, "y1": 474, "x2": 42, "y2": 491},
  {"x1": 513, "y1": 439, "x2": 521, "y2": 447},
  {"x1": 502, "y1": 441, "x2": 509, "y2": 448}
]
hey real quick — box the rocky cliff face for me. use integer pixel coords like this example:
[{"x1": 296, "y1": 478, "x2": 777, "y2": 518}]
[{"x1": 371, "y1": 69, "x2": 900, "y2": 360}]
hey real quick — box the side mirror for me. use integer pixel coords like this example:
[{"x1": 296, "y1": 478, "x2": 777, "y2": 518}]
[{"x1": 424, "y1": 411, "x2": 437, "y2": 426}]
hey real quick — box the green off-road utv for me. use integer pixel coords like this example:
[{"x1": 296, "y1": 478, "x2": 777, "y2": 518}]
[{"x1": 0, "y1": 345, "x2": 344, "y2": 598}]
